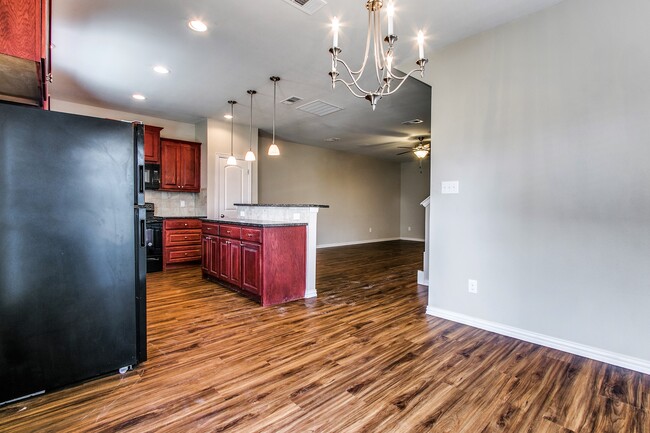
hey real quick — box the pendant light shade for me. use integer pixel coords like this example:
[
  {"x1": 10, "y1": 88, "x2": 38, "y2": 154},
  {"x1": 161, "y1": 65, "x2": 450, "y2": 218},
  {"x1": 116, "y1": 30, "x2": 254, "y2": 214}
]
[
  {"x1": 268, "y1": 76, "x2": 280, "y2": 156},
  {"x1": 245, "y1": 90, "x2": 257, "y2": 162},
  {"x1": 268, "y1": 143, "x2": 280, "y2": 156},
  {"x1": 227, "y1": 100, "x2": 237, "y2": 166}
]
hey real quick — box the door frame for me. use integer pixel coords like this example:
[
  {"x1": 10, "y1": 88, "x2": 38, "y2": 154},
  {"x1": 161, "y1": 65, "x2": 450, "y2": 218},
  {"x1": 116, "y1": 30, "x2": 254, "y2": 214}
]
[{"x1": 214, "y1": 154, "x2": 252, "y2": 219}]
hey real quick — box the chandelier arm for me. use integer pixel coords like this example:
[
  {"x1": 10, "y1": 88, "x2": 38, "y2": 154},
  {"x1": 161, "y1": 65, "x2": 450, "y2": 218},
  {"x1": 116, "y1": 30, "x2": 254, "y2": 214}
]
[
  {"x1": 372, "y1": 11, "x2": 385, "y2": 86},
  {"x1": 336, "y1": 59, "x2": 379, "y2": 95},
  {"x1": 379, "y1": 68, "x2": 425, "y2": 96},
  {"x1": 344, "y1": 11, "x2": 375, "y2": 76},
  {"x1": 334, "y1": 79, "x2": 374, "y2": 99}
]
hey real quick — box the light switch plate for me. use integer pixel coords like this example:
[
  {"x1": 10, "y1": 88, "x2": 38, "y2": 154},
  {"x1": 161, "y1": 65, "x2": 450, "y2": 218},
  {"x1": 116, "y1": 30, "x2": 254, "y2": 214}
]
[{"x1": 442, "y1": 181, "x2": 459, "y2": 194}]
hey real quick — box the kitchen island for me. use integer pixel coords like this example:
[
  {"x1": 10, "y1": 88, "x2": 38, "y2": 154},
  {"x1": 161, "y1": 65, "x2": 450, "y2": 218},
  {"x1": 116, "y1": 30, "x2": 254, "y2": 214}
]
[
  {"x1": 201, "y1": 218, "x2": 307, "y2": 306},
  {"x1": 233, "y1": 203, "x2": 329, "y2": 299}
]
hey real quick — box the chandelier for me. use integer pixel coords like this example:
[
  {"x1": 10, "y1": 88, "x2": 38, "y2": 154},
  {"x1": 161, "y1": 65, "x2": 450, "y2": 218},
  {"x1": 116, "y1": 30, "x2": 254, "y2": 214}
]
[{"x1": 329, "y1": 0, "x2": 427, "y2": 110}]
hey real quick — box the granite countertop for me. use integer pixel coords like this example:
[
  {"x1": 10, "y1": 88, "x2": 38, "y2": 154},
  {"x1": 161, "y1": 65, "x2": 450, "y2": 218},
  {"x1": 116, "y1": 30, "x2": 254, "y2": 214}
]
[
  {"x1": 233, "y1": 203, "x2": 329, "y2": 208},
  {"x1": 201, "y1": 218, "x2": 307, "y2": 227},
  {"x1": 158, "y1": 216, "x2": 207, "y2": 219}
]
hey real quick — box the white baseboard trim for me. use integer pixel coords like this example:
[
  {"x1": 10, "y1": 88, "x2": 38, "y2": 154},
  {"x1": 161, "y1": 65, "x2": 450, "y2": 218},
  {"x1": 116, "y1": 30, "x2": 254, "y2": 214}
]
[
  {"x1": 400, "y1": 237, "x2": 425, "y2": 242},
  {"x1": 426, "y1": 306, "x2": 650, "y2": 375},
  {"x1": 417, "y1": 270, "x2": 429, "y2": 286},
  {"x1": 317, "y1": 237, "x2": 400, "y2": 249}
]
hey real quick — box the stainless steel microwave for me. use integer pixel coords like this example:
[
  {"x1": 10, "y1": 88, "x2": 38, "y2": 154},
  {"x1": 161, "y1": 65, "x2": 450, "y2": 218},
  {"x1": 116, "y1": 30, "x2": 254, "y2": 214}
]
[{"x1": 144, "y1": 164, "x2": 160, "y2": 190}]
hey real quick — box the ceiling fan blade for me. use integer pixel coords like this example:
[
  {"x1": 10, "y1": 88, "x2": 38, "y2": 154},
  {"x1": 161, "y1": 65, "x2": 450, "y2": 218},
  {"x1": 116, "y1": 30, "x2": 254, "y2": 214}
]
[
  {"x1": 397, "y1": 146, "x2": 413, "y2": 149},
  {"x1": 396, "y1": 151, "x2": 411, "y2": 155}
]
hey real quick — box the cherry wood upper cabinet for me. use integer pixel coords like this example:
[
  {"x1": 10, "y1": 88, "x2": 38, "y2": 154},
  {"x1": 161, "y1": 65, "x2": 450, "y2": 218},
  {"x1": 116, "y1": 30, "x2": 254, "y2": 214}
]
[
  {"x1": 160, "y1": 138, "x2": 201, "y2": 192},
  {"x1": 0, "y1": 0, "x2": 41, "y2": 61},
  {"x1": 0, "y1": 0, "x2": 50, "y2": 107},
  {"x1": 144, "y1": 125, "x2": 163, "y2": 164}
]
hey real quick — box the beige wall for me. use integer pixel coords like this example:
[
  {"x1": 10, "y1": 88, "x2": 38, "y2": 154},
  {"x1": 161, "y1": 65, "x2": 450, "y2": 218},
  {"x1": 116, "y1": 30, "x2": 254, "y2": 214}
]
[
  {"x1": 425, "y1": 0, "x2": 650, "y2": 365},
  {"x1": 400, "y1": 160, "x2": 430, "y2": 240},
  {"x1": 258, "y1": 134, "x2": 402, "y2": 247}
]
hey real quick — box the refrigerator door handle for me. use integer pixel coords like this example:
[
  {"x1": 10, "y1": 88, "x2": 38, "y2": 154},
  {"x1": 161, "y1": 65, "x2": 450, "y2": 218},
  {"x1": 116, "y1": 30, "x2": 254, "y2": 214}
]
[
  {"x1": 138, "y1": 165, "x2": 144, "y2": 194},
  {"x1": 140, "y1": 219, "x2": 145, "y2": 247}
]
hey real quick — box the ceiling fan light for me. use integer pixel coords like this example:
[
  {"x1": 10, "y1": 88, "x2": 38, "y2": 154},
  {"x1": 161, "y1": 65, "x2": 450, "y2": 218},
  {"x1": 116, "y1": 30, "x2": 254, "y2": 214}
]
[
  {"x1": 268, "y1": 143, "x2": 280, "y2": 156},
  {"x1": 226, "y1": 155, "x2": 237, "y2": 166},
  {"x1": 245, "y1": 150, "x2": 256, "y2": 161},
  {"x1": 414, "y1": 149, "x2": 429, "y2": 159}
]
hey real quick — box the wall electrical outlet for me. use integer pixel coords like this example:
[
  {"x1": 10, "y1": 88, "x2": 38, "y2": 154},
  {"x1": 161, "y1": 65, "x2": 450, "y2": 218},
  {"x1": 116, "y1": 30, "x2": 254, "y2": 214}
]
[
  {"x1": 442, "y1": 181, "x2": 460, "y2": 194},
  {"x1": 239, "y1": 211, "x2": 246, "y2": 217},
  {"x1": 408, "y1": 226, "x2": 412, "y2": 231},
  {"x1": 180, "y1": 200, "x2": 186, "y2": 208},
  {"x1": 293, "y1": 213, "x2": 301, "y2": 220},
  {"x1": 369, "y1": 227, "x2": 372, "y2": 233},
  {"x1": 468, "y1": 279, "x2": 478, "y2": 294}
]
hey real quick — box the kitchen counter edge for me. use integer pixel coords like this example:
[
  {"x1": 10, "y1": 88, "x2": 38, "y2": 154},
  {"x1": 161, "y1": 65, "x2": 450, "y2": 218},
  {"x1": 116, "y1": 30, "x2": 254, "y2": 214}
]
[{"x1": 201, "y1": 218, "x2": 307, "y2": 228}]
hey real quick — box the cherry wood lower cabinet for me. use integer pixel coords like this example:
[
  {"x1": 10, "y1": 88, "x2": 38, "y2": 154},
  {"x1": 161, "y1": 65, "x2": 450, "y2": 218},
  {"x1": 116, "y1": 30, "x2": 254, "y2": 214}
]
[
  {"x1": 201, "y1": 221, "x2": 306, "y2": 306},
  {"x1": 163, "y1": 218, "x2": 202, "y2": 270}
]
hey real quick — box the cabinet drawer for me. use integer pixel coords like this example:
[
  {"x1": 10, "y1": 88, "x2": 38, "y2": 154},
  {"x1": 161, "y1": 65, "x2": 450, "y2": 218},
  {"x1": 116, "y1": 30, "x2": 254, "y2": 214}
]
[
  {"x1": 241, "y1": 227, "x2": 262, "y2": 243},
  {"x1": 164, "y1": 219, "x2": 202, "y2": 230},
  {"x1": 165, "y1": 229, "x2": 201, "y2": 246},
  {"x1": 219, "y1": 225, "x2": 241, "y2": 239},
  {"x1": 202, "y1": 223, "x2": 219, "y2": 234},
  {"x1": 166, "y1": 246, "x2": 202, "y2": 263}
]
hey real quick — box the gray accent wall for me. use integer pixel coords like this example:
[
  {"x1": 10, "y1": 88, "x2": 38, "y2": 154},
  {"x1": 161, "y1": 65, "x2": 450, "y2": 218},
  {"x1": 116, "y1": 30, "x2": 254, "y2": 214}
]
[
  {"x1": 258, "y1": 134, "x2": 402, "y2": 247},
  {"x1": 427, "y1": 0, "x2": 650, "y2": 361}
]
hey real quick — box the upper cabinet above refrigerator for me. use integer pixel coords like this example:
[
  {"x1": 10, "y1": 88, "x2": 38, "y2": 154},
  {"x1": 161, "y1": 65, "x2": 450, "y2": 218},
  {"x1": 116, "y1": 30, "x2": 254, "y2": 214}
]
[{"x1": 0, "y1": 0, "x2": 51, "y2": 108}]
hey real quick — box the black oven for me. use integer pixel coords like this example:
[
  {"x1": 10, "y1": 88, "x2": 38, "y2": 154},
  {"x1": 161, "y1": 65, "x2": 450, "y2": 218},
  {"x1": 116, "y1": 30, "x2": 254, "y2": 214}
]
[
  {"x1": 145, "y1": 203, "x2": 163, "y2": 272},
  {"x1": 144, "y1": 164, "x2": 160, "y2": 190}
]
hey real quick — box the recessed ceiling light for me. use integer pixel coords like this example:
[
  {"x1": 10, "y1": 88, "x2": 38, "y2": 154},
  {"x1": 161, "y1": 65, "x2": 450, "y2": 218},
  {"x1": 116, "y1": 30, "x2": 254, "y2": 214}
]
[
  {"x1": 224, "y1": 114, "x2": 233, "y2": 120},
  {"x1": 153, "y1": 65, "x2": 170, "y2": 74},
  {"x1": 188, "y1": 20, "x2": 207, "y2": 32},
  {"x1": 132, "y1": 94, "x2": 146, "y2": 101}
]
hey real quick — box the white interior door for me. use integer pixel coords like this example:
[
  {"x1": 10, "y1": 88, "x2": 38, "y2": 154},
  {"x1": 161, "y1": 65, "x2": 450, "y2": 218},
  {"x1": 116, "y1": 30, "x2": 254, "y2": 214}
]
[{"x1": 217, "y1": 156, "x2": 251, "y2": 219}]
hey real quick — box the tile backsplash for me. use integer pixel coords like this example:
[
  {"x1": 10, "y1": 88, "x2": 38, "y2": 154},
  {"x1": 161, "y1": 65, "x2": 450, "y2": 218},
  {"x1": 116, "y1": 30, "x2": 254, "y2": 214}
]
[{"x1": 145, "y1": 188, "x2": 207, "y2": 217}]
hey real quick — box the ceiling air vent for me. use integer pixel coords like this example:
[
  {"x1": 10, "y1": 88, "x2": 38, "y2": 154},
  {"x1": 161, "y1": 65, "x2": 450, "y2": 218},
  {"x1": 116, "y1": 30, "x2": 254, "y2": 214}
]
[
  {"x1": 297, "y1": 100, "x2": 342, "y2": 117},
  {"x1": 281, "y1": 0, "x2": 327, "y2": 15},
  {"x1": 281, "y1": 96, "x2": 303, "y2": 105}
]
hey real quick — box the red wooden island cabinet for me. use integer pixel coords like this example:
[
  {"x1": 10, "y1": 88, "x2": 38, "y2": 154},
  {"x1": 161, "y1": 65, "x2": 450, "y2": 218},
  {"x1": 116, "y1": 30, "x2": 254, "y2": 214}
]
[{"x1": 201, "y1": 220, "x2": 307, "y2": 306}]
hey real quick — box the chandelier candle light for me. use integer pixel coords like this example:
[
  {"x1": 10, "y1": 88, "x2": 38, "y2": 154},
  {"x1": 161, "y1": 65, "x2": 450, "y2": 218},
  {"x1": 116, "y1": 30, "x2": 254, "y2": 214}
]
[
  {"x1": 329, "y1": 0, "x2": 427, "y2": 110},
  {"x1": 226, "y1": 100, "x2": 237, "y2": 166}
]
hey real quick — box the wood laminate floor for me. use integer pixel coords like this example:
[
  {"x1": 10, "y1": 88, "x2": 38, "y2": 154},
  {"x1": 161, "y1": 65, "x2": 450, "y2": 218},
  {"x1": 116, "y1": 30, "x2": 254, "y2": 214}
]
[{"x1": 1, "y1": 240, "x2": 648, "y2": 432}]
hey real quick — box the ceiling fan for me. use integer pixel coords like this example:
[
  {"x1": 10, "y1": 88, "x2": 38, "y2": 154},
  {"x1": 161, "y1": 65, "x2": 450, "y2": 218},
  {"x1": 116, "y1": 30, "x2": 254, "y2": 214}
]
[{"x1": 397, "y1": 136, "x2": 430, "y2": 159}]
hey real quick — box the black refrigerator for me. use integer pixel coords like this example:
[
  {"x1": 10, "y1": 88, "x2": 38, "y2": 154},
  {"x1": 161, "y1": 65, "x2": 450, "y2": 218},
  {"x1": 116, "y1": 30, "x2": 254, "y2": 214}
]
[{"x1": 0, "y1": 103, "x2": 147, "y2": 405}]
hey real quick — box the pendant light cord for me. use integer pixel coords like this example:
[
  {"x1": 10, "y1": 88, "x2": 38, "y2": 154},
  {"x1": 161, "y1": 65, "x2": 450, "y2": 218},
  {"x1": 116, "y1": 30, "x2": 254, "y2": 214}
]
[
  {"x1": 249, "y1": 93, "x2": 253, "y2": 150},
  {"x1": 230, "y1": 102, "x2": 234, "y2": 155},
  {"x1": 272, "y1": 80, "x2": 276, "y2": 144}
]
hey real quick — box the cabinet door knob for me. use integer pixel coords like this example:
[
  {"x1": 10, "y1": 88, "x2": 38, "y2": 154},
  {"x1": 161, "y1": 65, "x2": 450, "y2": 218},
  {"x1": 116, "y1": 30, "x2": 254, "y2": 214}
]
[
  {"x1": 226, "y1": 230, "x2": 230, "y2": 234},
  {"x1": 247, "y1": 234, "x2": 252, "y2": 237},
  {"x1": 184, "y1": 236, "x2": 188, "y2": 239},
  {"x1": 184, "y1": 223, "x2": 188, "y2": 226}
]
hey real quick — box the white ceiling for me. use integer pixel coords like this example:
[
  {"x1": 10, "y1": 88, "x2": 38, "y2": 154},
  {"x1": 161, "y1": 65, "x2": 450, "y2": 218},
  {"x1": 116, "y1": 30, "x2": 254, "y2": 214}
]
[{"x1": 50, "y1": 0, "x2": 564, "y2": 160}]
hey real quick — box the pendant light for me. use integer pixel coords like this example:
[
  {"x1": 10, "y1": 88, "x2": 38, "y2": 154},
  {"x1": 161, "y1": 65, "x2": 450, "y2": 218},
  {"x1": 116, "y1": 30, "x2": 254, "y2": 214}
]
[
  {"x1": 268, "y1": 76, "x2": 281, "y2": 156},
  {"x1": 245, "y1": 90, "x2": 257, "y2": 162},
  {"x1": 226, "y1": 100, "x2": 237, "y2": 166}
]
